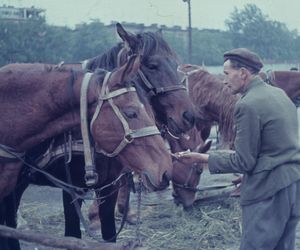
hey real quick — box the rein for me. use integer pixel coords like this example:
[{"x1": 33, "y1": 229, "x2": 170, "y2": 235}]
[
  {"x1": 0, "y1": 144, "x2": 25, "y2": 161},
  {"x1": 173, "y1": 180, "x2": 236, "y2": 193},
  {"x1": 0, "y1": 142, "x2": 131, "y2": 203}
]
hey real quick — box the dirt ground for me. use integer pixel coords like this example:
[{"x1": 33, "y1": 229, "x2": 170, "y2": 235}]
[{"x1": 16, "y1": 169, "x2": 300, "y2": 250}]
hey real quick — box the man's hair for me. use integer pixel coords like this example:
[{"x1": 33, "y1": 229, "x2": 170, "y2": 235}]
[{"x1": 227, "y1": 59, "x2": 259, "y2": 75}]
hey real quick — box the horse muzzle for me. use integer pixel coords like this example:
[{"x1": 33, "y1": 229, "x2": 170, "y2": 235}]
[{"x1": 142, "y1": 171, "x2": 170, "y2": 191}]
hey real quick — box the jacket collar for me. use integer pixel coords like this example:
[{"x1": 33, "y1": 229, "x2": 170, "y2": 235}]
[{"x1": 241, "y1": 76, "x2": 263, "y2": 98}]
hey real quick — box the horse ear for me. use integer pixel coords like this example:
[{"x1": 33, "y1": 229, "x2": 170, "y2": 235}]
[
  {"x1": 116, "y1": 23, "x2": 139, "y2": 52},
  {"x1": 156, "y1": 28, "x2": 163, "y2": 36},
  {"x1": 196, "y1": 140, "x2": 212, "y2": 153}
]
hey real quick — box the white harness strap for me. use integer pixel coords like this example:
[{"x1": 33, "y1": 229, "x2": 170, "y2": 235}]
[
  {"x1": 80, "y1": 72, "x2": 97, "y2": 186},
  {"x1": 0, "y1": 144, "x2": 25, "y2": 159},
  {"x1": 177, "y1": 67, "x2": 202, "y2": 95}
]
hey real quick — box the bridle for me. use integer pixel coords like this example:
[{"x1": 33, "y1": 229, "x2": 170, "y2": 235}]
[
  {"x1": 137, "y1": 69, "x2": 186, "y2": 97},
  {"x1": 177, "y1": 66, "x2": 217, "y2": 124},
  {"x1": 89, "y1": 74, "x2": 161, "y2": 158},
  {"x1": 172, "y1": 162, "x2": 203, "y2": 192},
  {"x1": 80, "y1": 55, "x2": 161, "y2": 186},
  {"x1": 117, "y1": 47, "x2": 187, "y2": 97},
  {"x1": 177, "y1": 66, "x2": 203, "y2": 95}
]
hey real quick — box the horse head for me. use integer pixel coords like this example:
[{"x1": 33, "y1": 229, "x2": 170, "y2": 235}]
[
  {"x1": 90, "y1": 54, "x2": 172, "y2": 191},
  {"x1": 116, "y1": 23, "x2": 195, "y2": 137},
  {"x1": 166, "y1": 126, "x2": 211, "y2": 209}
]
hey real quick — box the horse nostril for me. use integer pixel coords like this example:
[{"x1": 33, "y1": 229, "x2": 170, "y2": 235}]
[
  {"x1": 183, "y1": 111, "x2": 195, "y2": 128},
  {"x1": 162, "y1": 172, "x2": 170, "y2": 185}
]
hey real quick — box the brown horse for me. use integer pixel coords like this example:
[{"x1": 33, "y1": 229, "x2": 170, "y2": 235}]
[
  {"x1": 1, "y1": 22, "x2": 196, "y2": 247},
  {"x1": 178, "y1": 64, "x2": 239, "y2": 148},
  {"x1": 259, "y1": 70, "x2": 300, "y2": 100},
  {"x1": 83, "y1": 24, "x2": 197, "y2": 222},
  {"x1": 0, "y1": 54, "x2": 173, "y2": 202}
]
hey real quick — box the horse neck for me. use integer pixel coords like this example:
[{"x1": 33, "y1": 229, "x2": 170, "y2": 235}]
[
  {"x1": 189, "y1": 71, "x2": 237, "y2": 147},
  {"x1": 87, "y1": 44, "x2": 122, "y2": 71},
  {"x1": 272, "y1": 71, "x2": 300, "y2": 99},
  {"x1": 2, "y1": 69, "x2": 98, "y2": 151},
  {"x1": 189, "y1": 71, "x2": 225, "y2": 118}
]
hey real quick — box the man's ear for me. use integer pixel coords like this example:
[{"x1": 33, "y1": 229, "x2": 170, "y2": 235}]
[{"x1": 240, "y1": 67, "x2": 250, "y2": 80}]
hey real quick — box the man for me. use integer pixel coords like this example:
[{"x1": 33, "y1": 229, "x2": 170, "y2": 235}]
[{"x1": 176, "y1": 48, "x2": 300, "y2": 250}]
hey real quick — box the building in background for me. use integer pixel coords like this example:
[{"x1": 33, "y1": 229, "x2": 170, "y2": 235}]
[{"x1": 0, "y1": 5, "x2": 45, "y2": 22}]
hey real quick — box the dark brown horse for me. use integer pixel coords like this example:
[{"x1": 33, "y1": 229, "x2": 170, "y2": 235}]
[
  {"x1": 86, "y1": 24, "x2": 195, "y2": 135},
  {"x1": 259, "y1": 70, "x2": 300, "y2": 100}
]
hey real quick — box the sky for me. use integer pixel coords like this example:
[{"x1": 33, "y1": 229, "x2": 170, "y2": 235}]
[{"x1": 3, "y1": 0, "x2": 300, "y2": 32}]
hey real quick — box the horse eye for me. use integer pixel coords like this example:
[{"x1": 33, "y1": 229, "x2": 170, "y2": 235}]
[
  {"x1": 147, "y1": 63, "x2": 158, "y2": 70},
  {"x1": 142, "y1": 59, "x2": 158, "y2": 70},
  {"x1": 123, "y1": 109, "x2": 138, "y2": 119}
]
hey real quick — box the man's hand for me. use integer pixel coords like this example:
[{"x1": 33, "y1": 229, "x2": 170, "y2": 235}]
[{"x1": 171, "y1": 151, "x2": 209, "y2": 165}]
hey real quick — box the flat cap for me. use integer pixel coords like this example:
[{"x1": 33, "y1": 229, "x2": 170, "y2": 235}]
[{"x1": 224, "y1": 48, "x2": 263, "y2": 71}]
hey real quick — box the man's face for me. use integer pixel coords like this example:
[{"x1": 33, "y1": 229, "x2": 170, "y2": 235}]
[{"x1": 223, "y1": 60, "x2": 244, "y2": 95}]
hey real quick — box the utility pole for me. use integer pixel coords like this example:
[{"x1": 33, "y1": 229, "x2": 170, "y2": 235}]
[{"x1": 182, "y1": 0, "x2": 192, "y2": 62}]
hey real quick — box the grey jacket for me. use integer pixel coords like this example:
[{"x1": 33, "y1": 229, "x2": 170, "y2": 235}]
[{"x1": 208, "y1": 76, "x2": 300, "y2": 205}]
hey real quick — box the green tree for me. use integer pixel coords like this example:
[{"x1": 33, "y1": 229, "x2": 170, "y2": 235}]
[
  {"x1": 0, "y1": 20, "x2": 48, "y2": 65},
  {"x1": 225, "y1": 4, "x2": 298, "y2": 61},
  {"x1": 70, "y1": 20, "x2": 116, "y2": 61},
  {"x1": 192, "y1": 29, "x2": 232, "y2": 65}
]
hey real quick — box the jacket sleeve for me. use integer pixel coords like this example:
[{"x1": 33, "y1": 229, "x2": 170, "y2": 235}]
[{"x1": 208, "y1": 102, "x2": 261, "y2": 174}]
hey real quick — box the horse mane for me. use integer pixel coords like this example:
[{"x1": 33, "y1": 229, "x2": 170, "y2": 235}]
[
  {"x1": 182, "y1": 65, "x2": 238, "y2": 148},
  {"x1": 87, "y1": 31, "x2": 178, "y2": 73},
  {"x1": 0, "y1": 63, "x2": 73, "y2": 73},
  {"x1": 139, "y1": 31, "x2": 178, "y2": 59},
  {"x1": 87, "y1": 43, "x2": 123, "y2": 71}
]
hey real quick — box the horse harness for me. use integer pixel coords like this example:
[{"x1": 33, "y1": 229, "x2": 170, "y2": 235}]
[
  {"x1": 177, "y1": 66, "x2": 204, "y2": 95},
  {"x1": 0, "y1": 63, "x2": 160, "y2": 183},
  {"x1": 117, "y1": 47, "x2": 187, "y2": 97},
  {"x1": 172, "y1": 162, "x2": 203, "y2": 192},
  {"x1": 260, "y1": 69, "x2": 276, "y2": 86}
]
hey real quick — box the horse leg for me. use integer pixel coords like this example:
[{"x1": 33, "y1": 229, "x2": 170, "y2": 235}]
[
  {"x1": 98, "y1": 189, "x2": 118, "y2": 242},
  {"x1": 0, "y1": 200, "x2": 10, "y2": 250},
  {"x1": 4, "y1": 180, "x2": 30, "y2": 250},
  {"x1": 0, "y1": 162, "x2": 22, "y2": 200},
  {"x1": 2, "y1": 192, "x2": 21, "y2": 250},
  {"x1": 63, "y1": 190, "x2": 82, "y2": 238},
  {"x1": 0, "y1": 162, "x2": 22, "y2": 250}
]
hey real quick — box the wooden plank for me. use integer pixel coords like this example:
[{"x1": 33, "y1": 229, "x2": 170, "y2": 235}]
[{"x1": 0, "y1": 225, "x2": 146, "y2": 250}]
